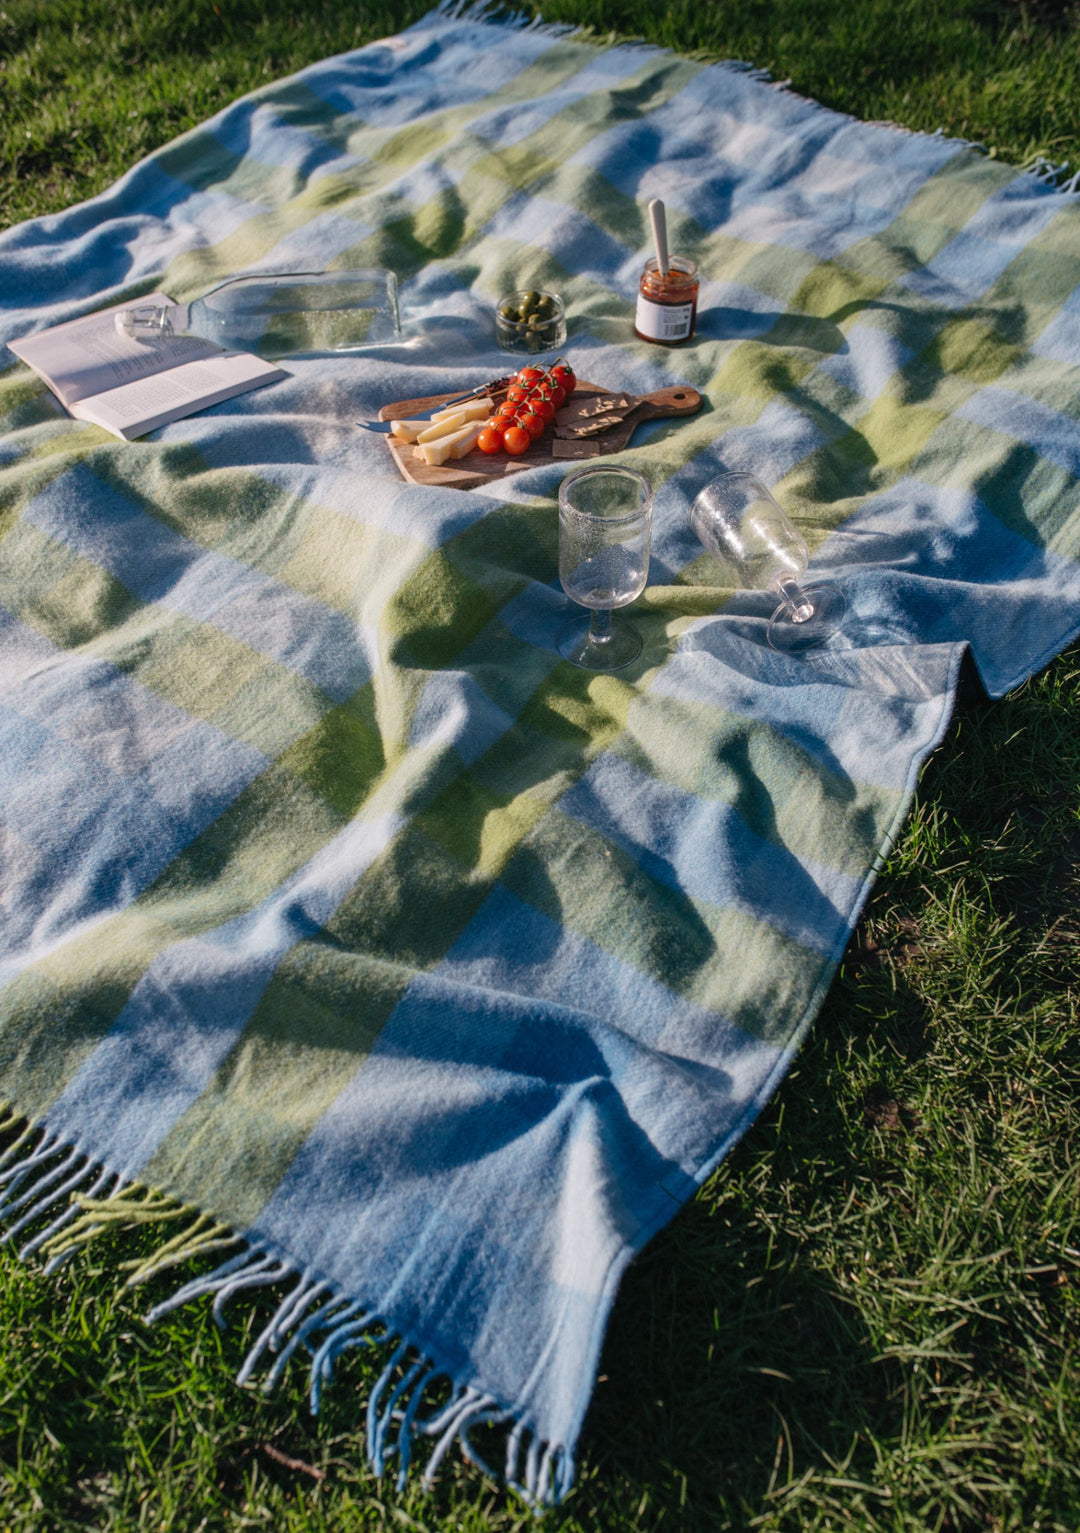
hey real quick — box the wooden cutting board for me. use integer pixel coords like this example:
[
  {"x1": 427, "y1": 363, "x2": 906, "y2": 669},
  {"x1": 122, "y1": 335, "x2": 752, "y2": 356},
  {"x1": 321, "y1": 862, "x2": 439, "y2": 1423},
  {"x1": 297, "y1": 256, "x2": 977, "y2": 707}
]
[{"x1": 378, "y1": 381, "x2": 701, "y2": 490}]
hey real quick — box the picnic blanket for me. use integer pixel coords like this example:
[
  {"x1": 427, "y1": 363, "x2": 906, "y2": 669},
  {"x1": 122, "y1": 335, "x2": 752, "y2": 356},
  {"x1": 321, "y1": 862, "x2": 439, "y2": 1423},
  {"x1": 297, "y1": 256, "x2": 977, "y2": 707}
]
[{"x1": 2, "y1": 2, "x2": 1080, "y2": 1505}]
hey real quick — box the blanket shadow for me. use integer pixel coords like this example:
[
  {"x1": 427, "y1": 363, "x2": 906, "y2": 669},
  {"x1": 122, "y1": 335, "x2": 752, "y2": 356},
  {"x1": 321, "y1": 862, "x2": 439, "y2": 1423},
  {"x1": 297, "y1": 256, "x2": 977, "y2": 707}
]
[
  {"x1": 558, "y1": 656, "x2": 1080, "y2": 1527},
  {"x1": 709, "y1": 308, "x2": 848, "y2": 353},
  {"x1": 567, "y1": 958, "x2": 936, "y2": 1530}
]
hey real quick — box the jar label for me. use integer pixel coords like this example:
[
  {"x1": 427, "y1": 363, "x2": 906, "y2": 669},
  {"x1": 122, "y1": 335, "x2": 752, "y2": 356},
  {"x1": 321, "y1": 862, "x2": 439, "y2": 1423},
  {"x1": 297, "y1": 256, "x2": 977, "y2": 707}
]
[{"x1": 635, "y1": 293, "x2": 694, "y2": 342}]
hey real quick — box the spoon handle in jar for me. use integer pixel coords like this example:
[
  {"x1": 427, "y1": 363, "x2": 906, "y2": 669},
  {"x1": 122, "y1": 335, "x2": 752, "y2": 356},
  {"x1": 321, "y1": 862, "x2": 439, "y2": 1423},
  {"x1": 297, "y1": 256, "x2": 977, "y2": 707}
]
[{"x1": 648, "y1": 198, "x2": 669, "y2": 275}]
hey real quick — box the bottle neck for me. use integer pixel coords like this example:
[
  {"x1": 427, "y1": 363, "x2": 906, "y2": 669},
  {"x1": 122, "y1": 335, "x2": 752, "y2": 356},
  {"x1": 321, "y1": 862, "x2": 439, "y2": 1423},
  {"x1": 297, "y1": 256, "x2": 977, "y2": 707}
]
[{"x1": 115, "y1": 300, "x2": 190, "y2": 340}]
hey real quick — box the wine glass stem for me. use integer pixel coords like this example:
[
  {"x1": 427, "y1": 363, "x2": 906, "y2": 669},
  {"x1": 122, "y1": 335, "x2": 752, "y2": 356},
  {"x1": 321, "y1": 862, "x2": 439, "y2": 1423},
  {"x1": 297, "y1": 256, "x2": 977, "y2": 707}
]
[
  {"x1": 588, "y1": 609, "x2": 613, "y2": 646},
  {"x1": 776, "y1": 578, "x2": 814, "y2": 624}
]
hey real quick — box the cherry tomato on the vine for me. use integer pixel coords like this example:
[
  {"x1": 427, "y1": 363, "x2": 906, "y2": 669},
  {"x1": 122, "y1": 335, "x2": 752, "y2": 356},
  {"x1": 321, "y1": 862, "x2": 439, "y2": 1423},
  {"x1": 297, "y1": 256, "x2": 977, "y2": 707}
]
[
  {"x1": 477, "y1": 428, "x2": 504, "y2": 455},
  {"x1": 506, "y1": 384, "x2": 530, "y2": 404},
  {"x1": 517, "y1": 367, "x2": 544, "y2": 386},
  {"x1": 531, "y1": 397, "x2": 556, "y2": 424},
  {"x1": 497, "y1": 401, "x2": 520, "y2": 421},
  {"x1": 503, "y1": 425, "x2": 531, "y2": 455},
  {"x1": 484, "y1": 415, "x2": 510, "y2": 435},
  {"x1": 518, "y1": 410, "x2": 545, "y2": 439},
  {"x1": 551, "y1": 365, "x2": 575, "y2": 393}
]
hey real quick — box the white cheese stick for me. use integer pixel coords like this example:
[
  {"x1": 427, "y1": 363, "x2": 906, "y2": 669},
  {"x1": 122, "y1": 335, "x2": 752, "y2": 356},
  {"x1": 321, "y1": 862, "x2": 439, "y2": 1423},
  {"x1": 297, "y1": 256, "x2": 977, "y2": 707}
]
[
  {"x1": 390, "y1": 399, "x2": 495, "y2": 443},
  {"x1": 417, "y1": 411, "x2": 468, "y2": 444},
  {"x1": 448, "y1": 423, "x2": 486, "y2": 459},
  {"x1": 429, "y1": 397, "x2": 494, "y2": 424},
  {"x1": 417, "y1": 421, "x2": 484, "y2": 466},
  {"x1": 390, "y1": 418, "x2": 436, "y2": 444}
]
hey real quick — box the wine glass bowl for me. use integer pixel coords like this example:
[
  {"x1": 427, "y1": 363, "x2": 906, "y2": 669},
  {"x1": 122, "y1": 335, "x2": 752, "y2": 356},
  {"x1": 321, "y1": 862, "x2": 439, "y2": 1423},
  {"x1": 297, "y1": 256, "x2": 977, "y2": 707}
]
[
  {"x1": 688, "y1": 471, "x2": 844, "y2": 652},
  {"x1": 557, "y1": 466, "x2": 652, "y2": 670}
]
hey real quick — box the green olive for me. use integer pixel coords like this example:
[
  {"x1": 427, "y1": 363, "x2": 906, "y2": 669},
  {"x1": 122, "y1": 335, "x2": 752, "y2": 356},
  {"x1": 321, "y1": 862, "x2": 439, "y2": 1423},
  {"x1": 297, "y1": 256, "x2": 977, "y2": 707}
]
[
  {"x1": 527, "y1": 311, "x2": 550, "y2": 331},
  {"x1": 498, "y1": 302, "x2": 520, "y2": 322},
  {"x1": 519, "y1": 288, "x2": 540, "y2": 315},
  {"x1": 535, "y1": 294, "x2": 556, "y2": 318}
]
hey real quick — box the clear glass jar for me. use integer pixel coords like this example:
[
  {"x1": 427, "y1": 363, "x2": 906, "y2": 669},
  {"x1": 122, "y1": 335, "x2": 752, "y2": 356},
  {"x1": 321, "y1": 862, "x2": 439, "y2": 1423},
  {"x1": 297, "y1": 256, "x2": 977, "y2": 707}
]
[
  {"x1": 634, "y1": 255, "x2": 698, "y2": 346},
  {"x1": 495, "y1": 289, "x2": 567, "y2": 353}
]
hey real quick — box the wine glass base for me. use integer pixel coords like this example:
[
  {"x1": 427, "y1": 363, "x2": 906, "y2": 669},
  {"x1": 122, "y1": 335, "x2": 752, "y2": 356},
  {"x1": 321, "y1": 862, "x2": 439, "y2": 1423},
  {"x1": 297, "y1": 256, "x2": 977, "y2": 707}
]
[
  {"x1": 767, "y1": 582, "x2": 846, "y2": 653},
  {"x1": 557, "y1": 613, "x2": 642, "y2": 670}
]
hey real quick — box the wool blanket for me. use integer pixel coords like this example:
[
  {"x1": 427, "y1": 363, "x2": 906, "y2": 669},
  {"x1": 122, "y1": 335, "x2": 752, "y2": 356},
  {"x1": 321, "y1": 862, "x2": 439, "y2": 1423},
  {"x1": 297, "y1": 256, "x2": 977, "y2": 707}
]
[{"x1": 2, "y1": 3, "x2": 1080, "y2": 1505}]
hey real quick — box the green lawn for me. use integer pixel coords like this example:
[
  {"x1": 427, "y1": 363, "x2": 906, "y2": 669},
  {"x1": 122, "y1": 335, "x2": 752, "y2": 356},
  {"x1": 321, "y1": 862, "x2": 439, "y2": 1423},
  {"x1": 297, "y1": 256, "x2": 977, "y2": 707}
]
[{"x1": 1, "y1": 2, "x2": 1079, "y2": 1529}]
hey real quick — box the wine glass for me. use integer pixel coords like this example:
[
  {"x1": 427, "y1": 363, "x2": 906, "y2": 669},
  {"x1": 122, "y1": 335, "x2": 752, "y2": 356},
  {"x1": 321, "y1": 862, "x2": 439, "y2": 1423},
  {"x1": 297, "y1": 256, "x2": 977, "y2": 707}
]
[
  {"x1": 557, "y1": 466, "x2": 653, "y2": 670},
  {"x1": 688, "y1": 471, "x2": 845, "y2": 652}
]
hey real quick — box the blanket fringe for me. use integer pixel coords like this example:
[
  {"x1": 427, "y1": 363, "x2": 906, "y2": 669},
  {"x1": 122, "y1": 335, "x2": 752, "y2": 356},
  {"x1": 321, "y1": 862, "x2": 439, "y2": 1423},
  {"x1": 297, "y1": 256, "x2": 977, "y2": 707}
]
[
  {"x1": 427, "y1": 0, "x2": 577, "y2": 40},
  {"x1": 0, "y1": 1112, "x2": 571, "y2": 1508},
  {"x1": 424, "y1": 2, "x2": 1080, "y2": 196},
  {"x1": 1023, "y1": 152, "x2": 1080, "y2": 194}
]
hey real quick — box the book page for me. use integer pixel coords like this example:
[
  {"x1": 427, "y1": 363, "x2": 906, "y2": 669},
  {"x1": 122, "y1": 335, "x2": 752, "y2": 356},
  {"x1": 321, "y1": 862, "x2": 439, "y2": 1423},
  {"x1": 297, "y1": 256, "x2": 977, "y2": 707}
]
[
  {"x1": 67, "y1": 352, "x2": 287, "y2": 440},
  {"x1": 7, "y1": 294, "x2": 222, "y2": 406}
]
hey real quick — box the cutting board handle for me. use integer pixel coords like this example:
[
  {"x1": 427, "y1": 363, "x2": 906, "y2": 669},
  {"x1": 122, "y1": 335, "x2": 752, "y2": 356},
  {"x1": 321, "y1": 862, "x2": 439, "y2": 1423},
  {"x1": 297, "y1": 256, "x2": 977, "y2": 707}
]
[{"x1": 635, "y1": 385, "x2": 702, "y2": 419}]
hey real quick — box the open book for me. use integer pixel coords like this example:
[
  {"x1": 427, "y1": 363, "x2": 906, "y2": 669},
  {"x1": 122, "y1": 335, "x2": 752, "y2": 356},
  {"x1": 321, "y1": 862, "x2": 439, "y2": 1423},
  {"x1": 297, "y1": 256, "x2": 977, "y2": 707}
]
[{"x1": 7, "y1": 295, "x2": 287, "y2": 440}]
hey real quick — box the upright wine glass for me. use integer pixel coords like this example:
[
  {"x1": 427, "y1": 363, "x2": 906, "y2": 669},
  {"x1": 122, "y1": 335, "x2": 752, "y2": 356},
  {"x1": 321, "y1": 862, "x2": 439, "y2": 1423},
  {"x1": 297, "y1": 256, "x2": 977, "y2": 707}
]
[
  {"x1": 688, "y1": 471, "x2": 845, "y2": 652},
  {"x1": 558, "y1": 466, "x2": 653, "y2": 670}
]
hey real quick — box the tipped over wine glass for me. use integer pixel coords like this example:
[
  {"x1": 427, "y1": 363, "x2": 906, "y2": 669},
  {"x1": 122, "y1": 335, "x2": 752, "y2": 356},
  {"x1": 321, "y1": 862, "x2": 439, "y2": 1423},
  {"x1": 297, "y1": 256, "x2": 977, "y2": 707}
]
[{"x1": 688, "y1": 472, "x2": 845, "y2": 652}]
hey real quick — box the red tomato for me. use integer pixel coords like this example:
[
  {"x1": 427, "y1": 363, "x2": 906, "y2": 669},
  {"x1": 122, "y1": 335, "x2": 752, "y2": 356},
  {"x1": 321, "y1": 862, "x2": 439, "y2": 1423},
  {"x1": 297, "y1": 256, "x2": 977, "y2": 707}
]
[
  {"x1": 484, "y1": 415, "x2": 510, "y2": 435},
  {"x1": 551, "y1": 365, "x2": 575, "y2": 394},
  {"x1": 547, "y1": 383, "x2": 566, "y2": 409},
  {"x1": 506, "y1": 384, "x2": 530, "y2": 404},
  {"x1": 503, "y1": 425, "x2": 531, "y2": 455},
  {"x1": 517, "y1": 366, "x2": 544, "y2": 386},
  {"x1": 497, "y1": 401, "x2": 519, "y2": 421},
  {"x1": 477, "y1": 428, "x2": 503, "y2": 454},
  {"x1": 531, "y1": 397, "x2": 556, "y2": 424},
  {"x1": 518, "y1": 410, "x2": 545, "y2": 439}
]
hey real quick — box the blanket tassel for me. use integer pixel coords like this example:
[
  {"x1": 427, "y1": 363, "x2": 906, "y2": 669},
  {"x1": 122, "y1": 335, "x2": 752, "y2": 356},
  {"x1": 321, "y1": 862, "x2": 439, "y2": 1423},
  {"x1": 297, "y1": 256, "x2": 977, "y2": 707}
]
[
  {"x1": 38, "y1": 1184, "x2": 221, "y2": 1275},
  {"x1": 0, "y1": 1115, "x2": 571, "y2": 1507}
]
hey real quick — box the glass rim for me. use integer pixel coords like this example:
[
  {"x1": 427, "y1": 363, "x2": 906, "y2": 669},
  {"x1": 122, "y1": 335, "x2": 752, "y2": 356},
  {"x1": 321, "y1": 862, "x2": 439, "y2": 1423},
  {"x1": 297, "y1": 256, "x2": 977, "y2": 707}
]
[
  {"x1": 558, "y1": 465, "x2": 652, "y2": 523},
  {"x1": 498, "y1": 287, "x2": 565, "y2": 313},
  {"x1": 642, "y1": 254, "x2": 698, "y2": 279}
]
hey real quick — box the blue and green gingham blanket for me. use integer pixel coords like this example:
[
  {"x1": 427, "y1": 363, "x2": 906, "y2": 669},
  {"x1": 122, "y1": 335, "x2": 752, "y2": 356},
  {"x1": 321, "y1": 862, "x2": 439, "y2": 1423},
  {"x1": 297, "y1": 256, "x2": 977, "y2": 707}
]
[{"x1": 2, "y1": 3, "x2": 1080, "y2": 1503}]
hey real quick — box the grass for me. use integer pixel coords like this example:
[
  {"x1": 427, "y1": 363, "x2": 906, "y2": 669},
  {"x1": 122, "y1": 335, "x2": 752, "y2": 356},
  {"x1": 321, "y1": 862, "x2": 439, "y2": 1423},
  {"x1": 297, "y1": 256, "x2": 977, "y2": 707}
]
[
  {"x1": 4, "y1": 0, "x2": 1080, "y2": 226},
  {"x1": 1, "y1": 0, "x2": 1079, "y2": 1529}
]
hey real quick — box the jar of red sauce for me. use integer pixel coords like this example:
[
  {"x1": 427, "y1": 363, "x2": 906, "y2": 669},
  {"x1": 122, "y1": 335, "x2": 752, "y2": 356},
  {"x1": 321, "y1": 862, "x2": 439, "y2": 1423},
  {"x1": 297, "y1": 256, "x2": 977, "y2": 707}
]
[{"x1": 634, "y1": 255, "x2": 699, "y2": 346}]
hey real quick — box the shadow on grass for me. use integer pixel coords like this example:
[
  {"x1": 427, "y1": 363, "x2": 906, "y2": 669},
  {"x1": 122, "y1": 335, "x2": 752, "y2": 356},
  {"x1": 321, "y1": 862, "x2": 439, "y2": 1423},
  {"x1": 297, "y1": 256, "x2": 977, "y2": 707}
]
[
  {"x1": 575, "y1": 992, "x2": 923, "y2": 1531},
  {"x1": 568, "y1": 646, "x2": 1080, "y2": 1530}
]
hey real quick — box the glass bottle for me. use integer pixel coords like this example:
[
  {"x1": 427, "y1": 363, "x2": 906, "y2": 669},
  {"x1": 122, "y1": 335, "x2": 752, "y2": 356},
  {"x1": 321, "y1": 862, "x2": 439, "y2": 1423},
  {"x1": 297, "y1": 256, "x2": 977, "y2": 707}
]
[
  {"x1": 115, "y1": 269, "x2": 400, "y2": 356},
  {"x1": 634, "y1": 255, "x2": 699, "y2": 346}
]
